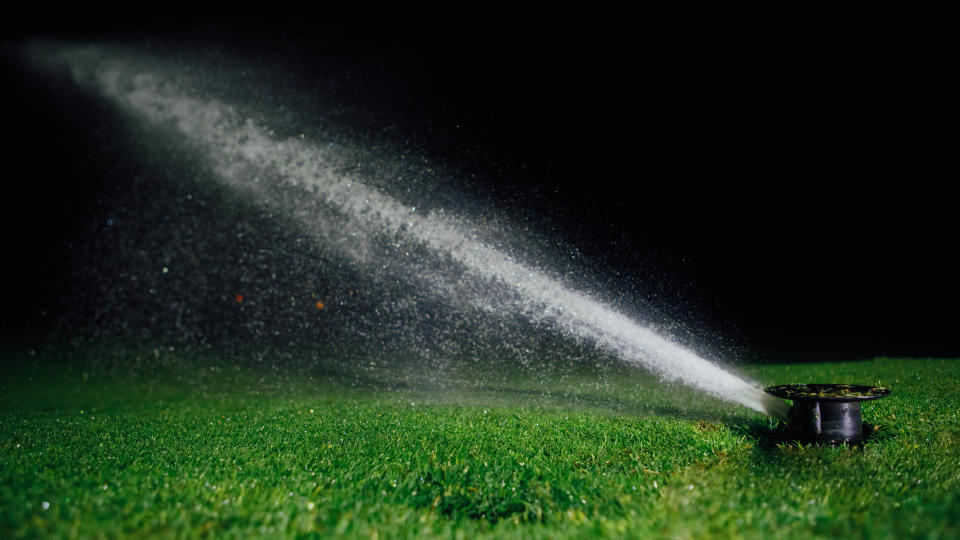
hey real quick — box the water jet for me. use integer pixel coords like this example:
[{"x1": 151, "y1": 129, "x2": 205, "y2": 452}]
[
  {"x1": 765, "y1": 383, "x2": 890, "y2": 444},
  {"x1": 23, "y1": 41, "x2": 794, "y2": 420}
]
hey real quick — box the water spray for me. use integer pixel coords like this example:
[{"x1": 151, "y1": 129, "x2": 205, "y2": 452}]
[{"x1": 32, "y1": 42, "x2": 791, "y2": 420}]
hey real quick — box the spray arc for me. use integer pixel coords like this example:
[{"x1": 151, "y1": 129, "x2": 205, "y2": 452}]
[{"x1": 48, "y1": 44, "x2": 789, "y2": 420}]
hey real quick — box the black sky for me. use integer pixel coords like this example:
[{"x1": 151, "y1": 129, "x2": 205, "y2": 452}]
[{"x1": 2, "y1": 15, "x2": 955, "y2": 358}]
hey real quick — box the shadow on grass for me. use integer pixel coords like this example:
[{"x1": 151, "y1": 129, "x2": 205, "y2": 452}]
[{"x1": 735, "y1": 421, "x2": 899, "y2": 456}]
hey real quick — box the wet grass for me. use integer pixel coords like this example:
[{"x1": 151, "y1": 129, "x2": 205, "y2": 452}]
[{"x1": 1, "y1": 347, "x2": 958, "y2": 538}]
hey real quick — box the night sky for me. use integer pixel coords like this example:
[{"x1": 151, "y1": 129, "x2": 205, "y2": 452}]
[{"x1": 2, "y1": 15, "x2": 954, "y2": 359}]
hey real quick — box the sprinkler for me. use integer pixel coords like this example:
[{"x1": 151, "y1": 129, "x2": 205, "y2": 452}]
[{"x1": 764, "y1": 384, "x2": 890, "y2": 444}]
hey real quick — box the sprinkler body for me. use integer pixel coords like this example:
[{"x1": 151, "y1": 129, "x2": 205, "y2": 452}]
[{"x1": 765, "y1": 384, "x2": 890, "y2": 444}]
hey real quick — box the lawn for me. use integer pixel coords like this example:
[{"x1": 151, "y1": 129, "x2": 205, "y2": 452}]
[{"x1": 1, "y1": 346, "x2": 958, "y2": 538}]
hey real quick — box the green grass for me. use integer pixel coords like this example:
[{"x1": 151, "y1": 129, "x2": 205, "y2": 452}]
[{"x1": 1, "y1": 348, "x2": 958, "y2": 538}]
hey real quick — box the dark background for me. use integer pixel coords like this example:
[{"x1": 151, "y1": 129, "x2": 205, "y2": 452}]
[{"x1": 2, "y1": 13, "x2": 954, "y2": 359}]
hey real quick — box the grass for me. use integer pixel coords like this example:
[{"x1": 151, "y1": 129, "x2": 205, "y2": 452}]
[{"x1": 1, "y1": 346, "x2": 958, "y2": 538}]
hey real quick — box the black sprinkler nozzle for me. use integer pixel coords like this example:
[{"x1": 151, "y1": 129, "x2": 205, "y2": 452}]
[{"x1": 764, "y1": 384, "x2": 890, "y2": 444}]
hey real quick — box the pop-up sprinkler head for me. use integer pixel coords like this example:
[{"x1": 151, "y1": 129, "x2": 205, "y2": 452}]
[{"x1": 764, "y1": 384, "x2": 890, "y2": 444}]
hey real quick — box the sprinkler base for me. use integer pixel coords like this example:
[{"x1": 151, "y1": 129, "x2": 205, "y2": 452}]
[{"x1": 765, "y1": 384, "x2": 890, "y2": 444}]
